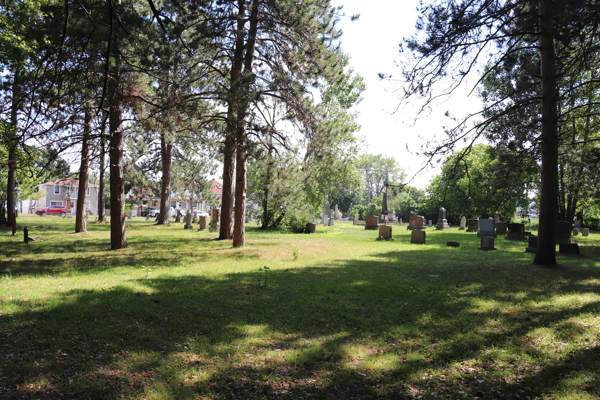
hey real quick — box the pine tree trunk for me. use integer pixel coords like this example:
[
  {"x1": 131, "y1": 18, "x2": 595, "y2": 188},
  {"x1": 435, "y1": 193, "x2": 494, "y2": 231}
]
[
  {"x1": 158, "y1": 133, "x2": 172, "y2": 225},
  {"x1": 75, "y1": 110, "x2": 91, "y2": 233},
  {"x1": 534, "y1": 0, "x2": 558, "y2": 265},
  {"x1": 233, "y1": 131, "x2": 247, "y2": 247},
  {"x1": 231, "y1": 0, "x2": 259, "y2": 247},
  {"x1": 219, "y1": 136, "x2": 235, "y2": 239},
  {"x1": 98, "y1": 127, "x2": 106, "y2": 222},
  {"x1": 108, "y1": 43, "x2": 127, "y2": 250},
  {"x1": 7, "y1": 71, "x2": 20, "y2": 229}
]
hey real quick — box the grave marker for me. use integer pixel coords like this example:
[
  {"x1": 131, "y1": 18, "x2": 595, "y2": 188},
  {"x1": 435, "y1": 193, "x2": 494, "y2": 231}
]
[{"x1": 411, "y1": 230, "x2": 426, "y2": 244}]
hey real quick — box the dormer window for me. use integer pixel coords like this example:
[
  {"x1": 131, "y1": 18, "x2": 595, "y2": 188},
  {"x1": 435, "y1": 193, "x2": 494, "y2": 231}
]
[{"x1": 54, "y1": 185, "x2": 60, "y2": 194}]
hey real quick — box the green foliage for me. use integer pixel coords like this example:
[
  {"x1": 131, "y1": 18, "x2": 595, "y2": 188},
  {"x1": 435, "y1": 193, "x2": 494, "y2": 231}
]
[
  {"x1": 357, "y1": 153, "x2": 405, "y2": 205},
  {"x1": 424, "y1": 144, "x2": 535, "y2": 224},
  {"x1": 283, "y1": 208, "x2": 312, "y2": 234}
]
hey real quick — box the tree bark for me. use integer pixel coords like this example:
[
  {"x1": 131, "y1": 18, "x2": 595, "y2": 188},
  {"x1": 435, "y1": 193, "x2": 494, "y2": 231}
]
[
  {"x1": 158, "y1": 132, "x2": 173, "y2": 225},
  {"x1": 232, "y1": 0, "x2": 260, "y2": 248},
  {"x1": 75, "y1": 110, "x2": 91, "y2": 233},
  {"x1": 219, "y1": 136, "x2": 235, "y2": 239},
  {"x1": 534, "y1": 0, "x2": 558, "y2": 265},
  {"x1": 108, "y1": 40, "x2": 127, "y2": 250},
  {"x1": 7, "y1": 71, "x2": 20, "y2": 230},
  {"x1": 98, "y1": 124, "x2": 106, "y2": 222}
]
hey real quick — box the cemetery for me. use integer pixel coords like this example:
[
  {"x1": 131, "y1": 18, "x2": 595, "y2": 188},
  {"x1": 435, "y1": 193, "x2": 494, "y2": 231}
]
[
  {"x1": 1, "y1": 215, "x2": 598, "y2": 399},
  {"x1": 1, "y1": 0, "x2": 599, "y2": 398}
]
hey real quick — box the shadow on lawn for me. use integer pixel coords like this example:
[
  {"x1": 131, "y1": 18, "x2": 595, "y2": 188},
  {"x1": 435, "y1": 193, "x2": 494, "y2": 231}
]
[{"x1": 1, "y1": 244, "x2": 599, "y2": 399}]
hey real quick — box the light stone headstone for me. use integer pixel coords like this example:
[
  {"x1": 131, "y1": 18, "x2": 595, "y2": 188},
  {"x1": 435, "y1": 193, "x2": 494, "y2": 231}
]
[
  {"x1": 184, "y1": 210, "x2": 193, "y2": 229},
  {"x1": 428, "y1": 220, "x2": 432, "y2": 227},
  {"x1": 495, "y1": 212, "x2": 500, "y2": 222},
  {"x1": 574, "y1": 220, "x2": 581, "y2": 229},
  {"x1": 477, "y1": 219, "x2": 496, "y2": 238},
  {"x1": 459, "y1": 216, "x2": 467, "y2": 230},
  {"x1": 582, "y1": 228, "x2": 589, "y2": 236},
  {"x1": 198, "y1": 215, "x2": 207, "y2": 230}
]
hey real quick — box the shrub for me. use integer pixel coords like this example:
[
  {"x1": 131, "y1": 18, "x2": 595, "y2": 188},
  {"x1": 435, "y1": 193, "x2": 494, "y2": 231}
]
[{"x1": 283, "y1": 208, "x2": 312, "y2": 233}]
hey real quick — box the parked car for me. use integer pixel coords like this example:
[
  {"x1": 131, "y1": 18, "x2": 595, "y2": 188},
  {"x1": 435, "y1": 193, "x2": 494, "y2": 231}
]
[
  {"x1": 36, "y1": 205, "x2": 68, "y2": 217},
  {"x1": 146, "y1": 208, "x2": 160, "y2": 217},
  {"x1": 194, "y1": 210, "x2": 209, "y2": 217}
]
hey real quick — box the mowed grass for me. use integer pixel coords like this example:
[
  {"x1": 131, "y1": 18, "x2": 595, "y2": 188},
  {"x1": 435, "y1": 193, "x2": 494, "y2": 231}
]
[{"x1": 1, "y1": 216, "x2": 599, "y2": 400}]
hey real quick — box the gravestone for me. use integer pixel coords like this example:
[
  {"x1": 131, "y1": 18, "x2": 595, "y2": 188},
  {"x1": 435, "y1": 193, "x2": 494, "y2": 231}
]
[
  {"x1": 411, "y1": 230, "x2": 426, "y2": 244},
  {"x1": 582, "y1": 228, "x2": 589, "y2": 236},
  {"x1": 399, "y1": 218, "x2": 403, "y2": 224},
  {"x1": 574, "y1": 220, "x2": 581, "y2": 229},
  {"x1": 435, "y1": 207, "x2": 449, "y2": 230},
  {"x1": 477, "y1": 218, "x2": 496, "y2": 238},
  {"x1": 305, "y1": 222, "x2": 316, "y2": 234},
  {"x1": 556, "y1": 221, "x2": 575, "y2": 244},
  {"x1": 184, "y1": 210, "x2": 193, "y2": 229},
  {"x1": 408, "y1": 215, "x2": 426, "y2": 230},
  {"x1": 447, "y1": 241, "x2": 460, "y2": 247},
  {"x1": 459, "y1": 216, "x2": 467, "y2": 230},
  {"x1": 572, "y1": 229, "x2": 579, "y2": 236},
  {"x1": 505, "y1": 223, "x2": 525, "y2": 240},
  {"x1": 24, "y1": 227, "x2": 29, "y2": 244},
  {"x1": 328, "y1": 218, "x2": 335, "y2": 226},
  {"x1": 209, "y1": 209, "x2": 220, "y2": 232},
  {"x1": 175, "y1": 210, "x2": 181, "y2": 223},
  {"x1": 365, "y1": 215, "x2": 378, "y2": 230},
  {"x1": 378, "y1": 225, "x2": 393, "y2": 241},
  {"x1": 387, "y1": 211, "x2": 396, "y2": 223},
  {"x1": 198, "y1": 215, "x2": 207, "y2": 230},
  {"x1": 495, "y1": 212, "x2": 500, "y2": 222},
  {"x1": 353, "y1": 214, "x2": 358, "y2": 225},
  {"x1": 467, "y1": 219, "x2": 479, "y2": 232},
  {"x1": 335, "y1": 204, "x2": 341, "y2": 220},
  {"x1": 192, "y1": 212, "x2": 197, "y2": 224},
  {"x1": 428, "y1": 220, "x2": 432, "y2": 227},
  {"x1": 480, "y1": 236, "x2": 496, "y2": 250},
  {"x1": 526, "y1": 236, "x2": 538, "y2": 253},
  {"x1": 559, "y1": 243, "x2": 580, "y2": 255},
  {"x1": 245, "y1": 215, "x2": 249, "y2": 223},
  {"x1": 496, "y1": 221, "x2": 508, "y2": 235}
]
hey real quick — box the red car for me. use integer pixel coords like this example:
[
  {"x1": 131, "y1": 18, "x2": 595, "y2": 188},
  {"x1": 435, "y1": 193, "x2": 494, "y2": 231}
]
[{"x1": 36, "y1": 205, "x2": 68, "y2": 217}]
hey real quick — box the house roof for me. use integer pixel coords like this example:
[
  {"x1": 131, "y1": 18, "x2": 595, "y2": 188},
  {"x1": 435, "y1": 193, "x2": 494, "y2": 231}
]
[
  {"x1": 210, "y1": 179, "x2": 223, "y2": 196},
  {"x1": 42, "y1": 178, "x2": 99, "y2": 187}
]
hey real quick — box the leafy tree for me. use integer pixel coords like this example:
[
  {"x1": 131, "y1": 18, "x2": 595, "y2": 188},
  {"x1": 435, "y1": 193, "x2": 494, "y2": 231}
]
[
  {"x1": 357, "y1": 153, "x2": 405, "y2": 205},
  {"x1": 424, "y1": 144, "x2": 536, "y2": 225}
]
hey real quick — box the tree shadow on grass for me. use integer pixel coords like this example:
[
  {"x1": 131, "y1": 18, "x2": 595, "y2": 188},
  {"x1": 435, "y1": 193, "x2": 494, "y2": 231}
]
[{"x1": 1, "y1": 243, "x2": 598, "y2": 399}]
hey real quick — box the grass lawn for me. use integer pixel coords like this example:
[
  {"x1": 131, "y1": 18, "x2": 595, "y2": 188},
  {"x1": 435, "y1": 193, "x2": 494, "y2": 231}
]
[{"x1": 1, "y1": 216, "x2": 599, "y2": 400}]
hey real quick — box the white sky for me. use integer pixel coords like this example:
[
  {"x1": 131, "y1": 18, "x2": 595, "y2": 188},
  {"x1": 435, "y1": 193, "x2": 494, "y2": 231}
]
[{"x1": 334, "y1": 0, "x2": 485, "y2": 189}]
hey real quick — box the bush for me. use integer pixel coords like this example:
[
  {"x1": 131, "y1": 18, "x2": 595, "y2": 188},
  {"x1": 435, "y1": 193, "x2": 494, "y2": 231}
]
[
  {"x1": 283, "y1": 208, "x2": 312, "y2": 233},
  {"x1": 584, "y1": 218, "x2": 600, "y2": 231}
]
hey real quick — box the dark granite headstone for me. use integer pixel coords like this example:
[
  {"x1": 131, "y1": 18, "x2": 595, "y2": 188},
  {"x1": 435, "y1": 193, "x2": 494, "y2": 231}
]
[
  {"x1": 496, "y1": 221, "x2": 508, "y2": 234},
  {"x1": 305, "y1": 222, "x2": 316, "y2": 234},
  {"x1": 526, "y1": 236, "x2": 537, "y2": 253},
  {"x1": 556, "y1": 221, "x2": 575, "y2": 244},
  {"x1": 505, "y1": 223, "x2": 525, "y2": 240},
  {"x1": 447, "y1": 241, "x2": 460, "y2": 247},
  {"x1": 559, "y1": 243, "x2": 579, "y2": 255},
  {"x1": 467, "y1": 219, "x2": 479, "y2": 232}
]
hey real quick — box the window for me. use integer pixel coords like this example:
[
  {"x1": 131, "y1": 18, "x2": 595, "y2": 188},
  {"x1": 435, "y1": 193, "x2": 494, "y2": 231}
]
[
  {"x1": 171, "y1": 201, "x2": 177, "y2": 208},
  {"x1": 88, "y1": 187, "x2": 91, "y2": 195},
  {"x1": 54, "y1": 185, "x2": 60, "y2": 194},
  {"x1": 50, "y1": 201, "x2": 63, "y2": 206}
]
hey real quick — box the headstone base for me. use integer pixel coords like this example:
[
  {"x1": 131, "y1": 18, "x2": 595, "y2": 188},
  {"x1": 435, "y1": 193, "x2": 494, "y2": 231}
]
[
  {"x1": 504, "y1": 235, "x2": 526, "y2": 241},
  {"x1": 480, "y1": 236, "x2": 496, "y2": 250},
  {"x1": 407, "y1": 225, "x2": 426, "y2": 230},
  {"x1": 184, "y1": 224, "x2": 193, "y2": 230},
  {"x1": 435, "y1": 219, "x2": 449, "y2": 230},
  {"x1": 559, "y1": 243, "x2": 580, "y2": 255}
]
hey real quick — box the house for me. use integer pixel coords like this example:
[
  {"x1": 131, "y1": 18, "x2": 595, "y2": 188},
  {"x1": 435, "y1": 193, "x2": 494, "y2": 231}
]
[
  {"x1": 30, "y1": 178, "x2": 99, "y2": 215},
  {"x1": 124, "y1": 180, "x2": 223, "y2": 212}
]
